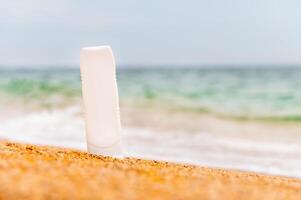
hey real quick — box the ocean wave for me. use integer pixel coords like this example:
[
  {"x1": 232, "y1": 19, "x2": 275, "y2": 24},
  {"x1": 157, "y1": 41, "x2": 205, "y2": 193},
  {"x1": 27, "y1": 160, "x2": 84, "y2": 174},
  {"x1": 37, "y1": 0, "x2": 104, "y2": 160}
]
[{"x1": 0, "y1": 67, "x2": 301, "y2": 121}]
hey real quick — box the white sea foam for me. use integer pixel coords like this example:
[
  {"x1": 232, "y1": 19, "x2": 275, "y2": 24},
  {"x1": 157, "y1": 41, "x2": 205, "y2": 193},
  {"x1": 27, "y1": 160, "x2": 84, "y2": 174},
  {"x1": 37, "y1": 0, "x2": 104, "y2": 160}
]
[{"x1": 0, "y1": 106, "x2": 301, "y2": 178}]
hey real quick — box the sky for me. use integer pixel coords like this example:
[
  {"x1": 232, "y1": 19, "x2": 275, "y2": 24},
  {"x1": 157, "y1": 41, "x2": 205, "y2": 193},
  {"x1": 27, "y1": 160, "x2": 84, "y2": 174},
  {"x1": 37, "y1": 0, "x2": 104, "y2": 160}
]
[{"x1": 1, "y1": 0, "x2": 301, "y2": 67}]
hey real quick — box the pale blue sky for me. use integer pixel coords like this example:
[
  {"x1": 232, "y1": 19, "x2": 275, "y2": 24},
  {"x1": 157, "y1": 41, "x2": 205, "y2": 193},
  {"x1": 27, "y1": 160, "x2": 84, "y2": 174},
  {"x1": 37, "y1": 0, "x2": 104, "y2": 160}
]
[{"x1": 1, "y1": 0, "x2": 301, "y2": 67}]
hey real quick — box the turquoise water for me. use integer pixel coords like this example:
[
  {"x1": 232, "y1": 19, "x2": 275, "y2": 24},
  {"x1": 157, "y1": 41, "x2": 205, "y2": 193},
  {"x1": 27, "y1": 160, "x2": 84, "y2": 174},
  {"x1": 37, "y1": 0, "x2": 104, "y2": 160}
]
[{"x1": 0, "y1": 67, "x2": 301, "y2": 121}]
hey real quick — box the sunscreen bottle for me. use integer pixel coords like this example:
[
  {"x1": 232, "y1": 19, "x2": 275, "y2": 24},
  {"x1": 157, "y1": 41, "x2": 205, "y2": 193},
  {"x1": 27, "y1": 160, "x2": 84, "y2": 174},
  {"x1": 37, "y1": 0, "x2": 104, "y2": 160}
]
[{"x1": 80, "y1": 46, "x2": 122, "y2": 157}]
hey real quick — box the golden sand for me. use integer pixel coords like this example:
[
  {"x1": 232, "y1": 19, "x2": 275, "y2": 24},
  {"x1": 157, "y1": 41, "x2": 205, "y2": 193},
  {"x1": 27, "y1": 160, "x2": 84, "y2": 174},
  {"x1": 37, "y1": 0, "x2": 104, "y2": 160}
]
[{"x1": 0, "y1": 141, "x2": 300, "y2": 200}]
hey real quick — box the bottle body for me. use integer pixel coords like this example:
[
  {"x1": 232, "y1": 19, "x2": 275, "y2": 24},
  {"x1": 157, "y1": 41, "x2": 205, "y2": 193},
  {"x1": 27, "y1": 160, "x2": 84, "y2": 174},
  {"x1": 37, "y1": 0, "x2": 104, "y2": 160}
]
[{"x1": 80, "y1": 46, "x2": 122, "y2": 157}]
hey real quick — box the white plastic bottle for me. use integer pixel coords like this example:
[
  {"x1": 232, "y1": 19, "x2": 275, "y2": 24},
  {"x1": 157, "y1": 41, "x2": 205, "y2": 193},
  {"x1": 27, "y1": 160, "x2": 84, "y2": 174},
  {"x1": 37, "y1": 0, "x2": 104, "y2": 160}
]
[{"x1": 80, "y1": 45, "x2": 122, "y2": 157}]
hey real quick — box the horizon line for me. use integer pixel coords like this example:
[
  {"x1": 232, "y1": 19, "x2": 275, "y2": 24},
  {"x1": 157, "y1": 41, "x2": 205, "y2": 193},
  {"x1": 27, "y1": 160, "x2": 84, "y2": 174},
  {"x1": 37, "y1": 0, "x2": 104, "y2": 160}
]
[{"x1": 1, "y1": 63, "x2": 301, "y2": 70}]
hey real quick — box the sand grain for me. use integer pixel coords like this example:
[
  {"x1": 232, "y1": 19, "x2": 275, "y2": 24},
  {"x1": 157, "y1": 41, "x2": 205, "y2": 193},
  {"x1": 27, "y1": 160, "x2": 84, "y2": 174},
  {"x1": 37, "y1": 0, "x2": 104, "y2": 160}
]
[{"x1": 0, "y1": 141, "x2": 300, "y2": 200}]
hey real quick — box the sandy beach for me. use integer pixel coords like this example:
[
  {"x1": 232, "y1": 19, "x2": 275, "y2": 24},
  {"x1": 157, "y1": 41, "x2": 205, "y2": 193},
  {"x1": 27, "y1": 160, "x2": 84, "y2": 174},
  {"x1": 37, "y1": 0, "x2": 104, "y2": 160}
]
[{"x1": 0, "y1": 141, "x2": 301, "y2": 200}]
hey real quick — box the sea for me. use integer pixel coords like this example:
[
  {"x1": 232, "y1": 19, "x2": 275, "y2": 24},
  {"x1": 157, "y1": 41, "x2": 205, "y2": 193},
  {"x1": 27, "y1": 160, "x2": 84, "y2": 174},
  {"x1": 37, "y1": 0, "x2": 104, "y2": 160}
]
[{"x1": 0, "y1": 67, "x2": 301, "y2": 177}]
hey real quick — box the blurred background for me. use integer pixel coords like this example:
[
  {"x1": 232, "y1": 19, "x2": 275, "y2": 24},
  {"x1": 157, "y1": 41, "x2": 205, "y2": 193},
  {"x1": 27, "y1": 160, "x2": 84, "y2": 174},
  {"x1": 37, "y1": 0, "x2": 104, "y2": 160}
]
[{"x1": 1, "y1": 0, "x2": 301, "y2": 177}]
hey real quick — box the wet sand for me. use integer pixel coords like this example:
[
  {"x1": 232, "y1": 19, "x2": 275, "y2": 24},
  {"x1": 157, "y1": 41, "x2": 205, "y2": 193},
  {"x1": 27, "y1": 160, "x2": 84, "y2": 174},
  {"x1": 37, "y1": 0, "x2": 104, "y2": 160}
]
[
  {"x1": 0, "y1": 141, "x2": 301, "y2": 200},
  {"x1": 121, "y1": 101, "x2": 301, "y2": 142}
]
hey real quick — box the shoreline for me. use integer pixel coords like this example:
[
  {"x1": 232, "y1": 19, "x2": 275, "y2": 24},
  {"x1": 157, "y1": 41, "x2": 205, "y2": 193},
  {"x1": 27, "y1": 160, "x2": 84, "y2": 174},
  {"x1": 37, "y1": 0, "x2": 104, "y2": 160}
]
[
  {"x1": 0, "y1": 141, "x2": 301, "y2": 199},
  {"x1": 120, "y1": 101, "x2": 301, "y2": 141},
  {"x1": 1, "y1": 102, "x2": 300, "y2": 140}
]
